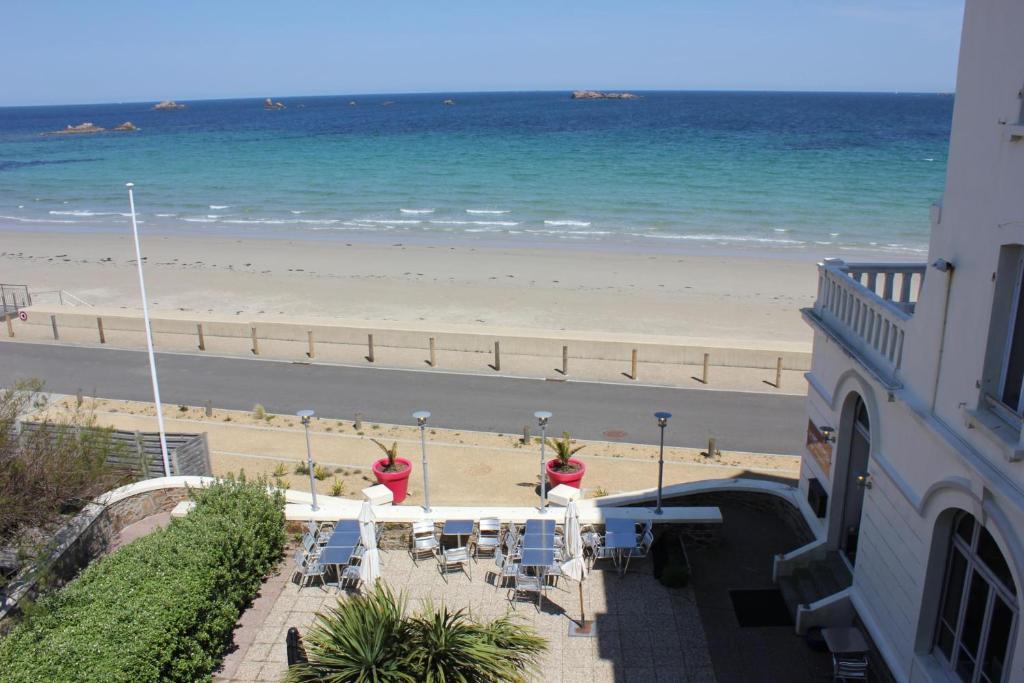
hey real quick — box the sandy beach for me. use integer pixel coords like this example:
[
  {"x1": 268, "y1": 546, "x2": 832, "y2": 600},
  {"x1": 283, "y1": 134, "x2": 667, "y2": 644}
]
[{"x1": 0, "y1": 229, "x2": 826, "y2": 348}]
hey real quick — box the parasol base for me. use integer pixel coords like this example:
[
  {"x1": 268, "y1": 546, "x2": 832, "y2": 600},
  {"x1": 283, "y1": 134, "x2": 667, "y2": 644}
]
[{"x1": 568, "y1": 620, "x2": 597, "y2": 638}]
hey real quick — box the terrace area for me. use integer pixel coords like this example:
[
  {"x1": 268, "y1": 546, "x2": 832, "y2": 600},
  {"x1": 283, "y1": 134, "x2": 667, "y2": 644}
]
[
  {"x1": 802, "y1": 259, "x2": 926, "y2": 389},
  {"x1": 216, "y1": 491, "x2": 834, "y2": 683}
]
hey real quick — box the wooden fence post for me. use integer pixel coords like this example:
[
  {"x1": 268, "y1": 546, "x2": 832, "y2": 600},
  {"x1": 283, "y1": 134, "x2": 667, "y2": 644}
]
[
  {"x1": 706, "y1": 437, "x2": 718, "y2": 458},
  {"x1": 354, "y1": 412, "x2": 363, "y2": 431},
  {"x1": 522, "y1": 425, "x2": 530, "y2": 444},
  {"x1": 367, "y1": 334, "x2": 375, "y2": 362},
  {"x1": 775, "y1": 357, "x2": 783, "y2": 389},
  {"x1": 562, "y1": 345, "x2": 569, "y2": 375},
  {"x1": 631, "y1": 349, "x2": 638, "y2": 380},
  {"x1": 702, "y1": 353, "x2": 710, "y2": 384},
  {"x1": 493, "y1": 341, "x2": 501, "y2": 371},
  {"x1": 50, "y1": 315, "x2": 59, "y2": 340},
  {"x1": 76, "y1": 388, "x2": 83, "y2": 407},
  {"x1": 307, "y1": 330, "x2": 315, "y2": 359},
  {"x1": 6, "y1": 316, "x2": 13, "y2": 338},
  {"x1": 97, "y1": 316, "x2": 105, "y2": 344},
  {"x1": 197, "y1": 323, "x2": 205, "y2": 351},
  {"x1": 429, "y1": 337, "x2": 436, "y2": 367},
  {"x1": 250, "y1": 326, "x2": 259, "y2": 355},
  {"x1": 205, "y1": 400, "x2": 213, "y2": 417}
]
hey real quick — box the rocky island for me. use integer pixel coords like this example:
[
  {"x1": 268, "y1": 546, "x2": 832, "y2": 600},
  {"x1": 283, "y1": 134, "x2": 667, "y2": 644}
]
[
  {"x1": 571, "y1": 90, "x2": 640, "y2": 100},
  {"x1": 48, "y1": 121, "x2": 139, "y2": 135},
  {"x1": 264, "y1": 98, "x2": 286, "y2": 110},
  {"x1": 152, "y1": 100, "x2": 185, "y2": 110}
]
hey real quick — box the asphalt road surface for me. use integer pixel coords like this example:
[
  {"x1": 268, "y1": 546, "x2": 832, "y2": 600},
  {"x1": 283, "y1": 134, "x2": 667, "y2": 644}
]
[{"x1": 0, "y1": 342, "x2": 807, "y2": 455}]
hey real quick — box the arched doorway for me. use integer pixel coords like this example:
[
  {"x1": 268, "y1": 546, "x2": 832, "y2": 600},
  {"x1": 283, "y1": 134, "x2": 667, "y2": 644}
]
[
  {"x1": 839, "y1": 395, "x2": 870, "y2": 564},
  {"x1": 933, "y1": 511, "x2": 1017, "y2": 682}
]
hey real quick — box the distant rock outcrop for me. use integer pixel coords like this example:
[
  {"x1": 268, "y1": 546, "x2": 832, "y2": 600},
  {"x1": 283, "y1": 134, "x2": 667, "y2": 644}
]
[
  {"x1": 263, "y1": 98, "x2": 286, "y2": 110},
  {"x1": 153, "y1": 100, "x2": 185, "y2": 110},
  {"x1": 114, "y1": 121, "x2": 139, "y2": 131},
  {"x1": 571, "y1": 90, "x2": 639, "y2": 100},
  {"x1": 442, "y1": 98, "x2": 455, "y2": 106},
  {"x1": 52, "y1": 122, "x2": 105, "y2": 135}
]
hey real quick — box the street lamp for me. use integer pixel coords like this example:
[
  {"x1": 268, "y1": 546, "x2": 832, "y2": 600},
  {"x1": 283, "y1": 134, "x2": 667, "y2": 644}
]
[
  {"x1": 126, "y1": 183, "x2": 171, "y2": 477},
  {"x1": 535, "y1": 411, "x2": 552, "y2": 513},
  {"x1": 297, "y1": 410, "x2": 318, "y2": 512},
  {"x1": 655, "y1": 412, "x2": 672, "y2": 514},
  {"x1": 413, "y1": 411, "x2": 431, "y2": 512}
]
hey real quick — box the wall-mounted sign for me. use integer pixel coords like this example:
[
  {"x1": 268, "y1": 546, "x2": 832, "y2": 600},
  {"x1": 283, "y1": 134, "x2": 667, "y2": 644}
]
[{"x1": 806, "y1": 420, "x2": 832, "y2": 476}]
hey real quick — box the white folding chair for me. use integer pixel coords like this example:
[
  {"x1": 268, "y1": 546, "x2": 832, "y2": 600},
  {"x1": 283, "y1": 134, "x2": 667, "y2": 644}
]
[
  {"x1": 441, "y1": 546, "x2": 472, "y2": 582},
  {"x1": 491, "y1": 546, "x2": 520, "y2": 590},
  {"x1": 507, "y1": 568, "x2": 545, "y2": 611},
  {"x1": 474, "y1": 518, "x2": 502, "y2": 559}
]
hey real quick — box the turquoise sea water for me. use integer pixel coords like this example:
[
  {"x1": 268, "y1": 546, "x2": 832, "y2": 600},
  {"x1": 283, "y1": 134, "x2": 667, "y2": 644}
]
[{"x1": 0, "y1": 91, "x2": 952, "y2": 255}]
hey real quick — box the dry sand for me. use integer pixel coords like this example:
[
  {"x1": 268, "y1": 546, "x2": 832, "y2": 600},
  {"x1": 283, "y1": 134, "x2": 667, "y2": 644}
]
[
  {"x1": 49, "y1": 396, "x2": 800, "y2": 506},
  {"x1": 1, "y1": 230, "x2": 820, "y2": 348}
]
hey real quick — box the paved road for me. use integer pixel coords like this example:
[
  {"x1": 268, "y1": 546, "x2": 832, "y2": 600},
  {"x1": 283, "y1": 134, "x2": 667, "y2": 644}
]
[{"x1": 0, "y1": 343, "x2": 807, "y2": 455}]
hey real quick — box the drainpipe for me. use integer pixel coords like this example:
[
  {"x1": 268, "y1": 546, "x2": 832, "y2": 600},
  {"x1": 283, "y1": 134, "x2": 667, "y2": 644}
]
[{"x1": 930, "y1": 259, "x2": 956, "y2": 412}]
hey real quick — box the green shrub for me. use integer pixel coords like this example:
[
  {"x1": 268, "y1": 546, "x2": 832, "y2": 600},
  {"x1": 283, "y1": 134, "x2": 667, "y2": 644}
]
[
  {"x1": 286, "y1": 585, "x2": 546, "y2": 683},
  {"x1": 0, "y1": 477, "x2": 285, "y2": 683},
  {"x1": 294, "y1": 461, "x2": 310, "y2": 475},
  {"x1": 313, "y1": 464, "x2": 330, "y2": 481}
]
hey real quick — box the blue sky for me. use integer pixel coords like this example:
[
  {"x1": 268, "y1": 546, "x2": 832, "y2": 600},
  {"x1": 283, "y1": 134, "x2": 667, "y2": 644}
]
[{"x1": 1, "y1": 0, "x2": 964, "y2": 106}]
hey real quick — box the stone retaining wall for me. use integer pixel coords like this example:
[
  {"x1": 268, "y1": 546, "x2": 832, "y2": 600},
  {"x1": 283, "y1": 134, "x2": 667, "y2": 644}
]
[{"x1": 0, "y1": 487, "x2": 188, "y2": 633}]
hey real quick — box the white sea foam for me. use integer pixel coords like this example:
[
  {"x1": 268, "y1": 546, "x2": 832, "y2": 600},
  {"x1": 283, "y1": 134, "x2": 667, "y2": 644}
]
[
  {"x1": 209, "y1": 204, "x2": 231, "y2": 210},
  {"x1": 207, "y1": 214, "x2": 222, "y2": 219},
  {"x1": 400, "y1": 208, "x2": 435, "y2": 214},
  {"x1": 155, "y1": 213, "x2": 177, "y2": 217},
  {"x1": 182, "y1": 217, "x2": 218, "y2": 223},
  {"x1": 466, "y1": 209, "x2": 510, "y2": 215},
  {"x1": 641, "y1": 233, "x2": 805, "y2": 245},
  {"x1": 49, "y1": 210, "x2": 130, "y2": 217},
  {"x1": 544, "y1": 220, "x2": 591, "y2": 227},
  {"x1": 1, "y1": 214, "x2": 79, "y2": 224},
  {"x1": 355, "y1": 219, "x2": 422, "y2": 225},
  {"x1": 429, "y1": 219, "x2": 519, "y2": 227},
  {"x1": 290, "y1": 210, "x2": 305, "y2": 215},
  {"x1": 772, "y1": 228, "x2": 789, "y2": 233}
]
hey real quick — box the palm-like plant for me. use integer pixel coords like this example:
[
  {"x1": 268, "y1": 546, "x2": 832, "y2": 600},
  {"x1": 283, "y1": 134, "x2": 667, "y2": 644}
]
[
  {"x1": 370, "y1": 439, "x2": 403, "y2": 473},
  {"x1": 546, "y1": 431, "x2": 585, "y2": 472},
  {"x1": 286, "y1": 585, "x2": 546, "y2": 683}
]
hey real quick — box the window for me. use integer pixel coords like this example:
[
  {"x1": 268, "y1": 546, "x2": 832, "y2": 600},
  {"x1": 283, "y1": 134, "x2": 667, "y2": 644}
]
[
  {"x1": 934, "y1": 512, "x2": 1017, "y2": 683},
  {"x1": 984, "y1": 245, "x2": 1024, "y2": 420}
]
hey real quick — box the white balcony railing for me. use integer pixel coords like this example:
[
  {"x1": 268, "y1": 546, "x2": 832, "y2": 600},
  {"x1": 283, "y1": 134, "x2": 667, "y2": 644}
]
[{"x1": 805, "y1": 259, "x2": 926, "y2": 388}]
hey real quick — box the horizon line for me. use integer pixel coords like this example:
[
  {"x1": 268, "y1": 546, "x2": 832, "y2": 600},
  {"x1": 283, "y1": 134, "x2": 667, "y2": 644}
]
[{"x1": 0, "y1": 87, "x2": 954, "y2": 109}]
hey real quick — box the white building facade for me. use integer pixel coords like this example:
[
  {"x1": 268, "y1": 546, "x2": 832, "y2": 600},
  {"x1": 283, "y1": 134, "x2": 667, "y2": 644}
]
[{"x1": 789, "y1": 1, "x2": 1024, "y2": 681}]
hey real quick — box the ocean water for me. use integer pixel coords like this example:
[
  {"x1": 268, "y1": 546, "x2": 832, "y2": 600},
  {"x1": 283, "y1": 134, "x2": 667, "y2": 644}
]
[{"x1": 0, "y1": 91, "x2": 952, "y2": 255}]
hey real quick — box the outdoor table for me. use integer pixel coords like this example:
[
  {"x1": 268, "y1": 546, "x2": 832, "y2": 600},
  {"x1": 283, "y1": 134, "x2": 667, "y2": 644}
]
[
  {"x1": 604, "y1": 518, "x2": 640, "y2": 576},
  {"x1": 442, "y1": 519, "x2": 475, "y2": 548},
  {"x1": 520, "y1": 533, "x2": 556, "y2": 549},
  {"x1": 823, "y1": 626, "x2": 869, "y2": 655},
  {"x1": 324, "y1": 531, "x2": 361, "y2": 548},
  {"x1": 334, "y1": 519, "x2": 360, "y2": 533},
  {"x1": 319, "y1": 545, "x2": 356, "y2": 590},
  {"x1": 525, "y1": 519, "x2": 556, "y2": 535}
]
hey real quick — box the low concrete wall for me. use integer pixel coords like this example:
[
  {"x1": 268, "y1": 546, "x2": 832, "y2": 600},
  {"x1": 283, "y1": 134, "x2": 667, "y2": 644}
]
[{"x1": 11, "y1": 306, "x2": 812, "y2": 371}]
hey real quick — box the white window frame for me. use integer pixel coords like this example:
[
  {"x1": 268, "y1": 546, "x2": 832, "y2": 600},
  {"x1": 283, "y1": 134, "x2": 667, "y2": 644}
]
[{"x1": 934, "y1": 515, "x2": 1018, "y2": 683}]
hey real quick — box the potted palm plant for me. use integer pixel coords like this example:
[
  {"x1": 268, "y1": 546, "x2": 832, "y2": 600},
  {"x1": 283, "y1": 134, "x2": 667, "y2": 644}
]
[
  {"x1": 370, "y1": 439, "x2": 413, "y2": 504},
  {"x1": 545, "y1": 431, "x2": 586, "y2": 488}
]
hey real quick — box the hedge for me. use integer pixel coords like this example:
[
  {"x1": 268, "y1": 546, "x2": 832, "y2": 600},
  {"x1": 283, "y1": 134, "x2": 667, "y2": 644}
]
[{"x1": 0, "y1": 477, "x2": 285, "y2": 683}]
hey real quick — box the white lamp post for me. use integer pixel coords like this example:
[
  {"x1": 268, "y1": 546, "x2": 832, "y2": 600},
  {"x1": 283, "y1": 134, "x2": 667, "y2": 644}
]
[
  {"x1": 535, "y1": 411, "x2": 552, "y2": 513},
  {"x1": 297, "y1": 410, "x2": 318, "y2": 512},
  {"x1": 126, "y1": 183, "x2": 170, "y2": 477},
  {"x1": 413, "y1": 411, "x2": 431, "y2": 512},
  {"x1": 655, "y1": 412, "x2": 672, "y2": 514}
]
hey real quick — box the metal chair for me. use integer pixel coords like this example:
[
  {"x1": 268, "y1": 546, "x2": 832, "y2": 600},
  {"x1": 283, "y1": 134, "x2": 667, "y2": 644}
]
[
  {"x1": 507, "y1": 568, "x2": 545, "y2": 611},
  {"x1": 491, "y1": 546, "x2": 520, "y2": 590},
  {"x1": 588, "y1": 535, "x2": 617, "y2": 571},
  {"x1": 301, "y1": 533, "x2": 320, "y2": 559},
  {"x1": 410, "y1": 520, "x2": 439, "y2": 565},
  {"x1": 832, "y1": 654, "x2": 869, "y2": 681},
  {"x1": 474, "y1": 518, "x2": 502, "y2": 559},
  {"x1": 441, "y1": 546, "x2": 472, "y2": 582},
  {"x1": 339, "y1": 564, "x2": 363, "y2": 591},
  {"x1": 297, "y1": 557, "x2": 326, "y2": 592},
  {"x1": 628, "y1": 530, "x2": 654, "y2": 560}
]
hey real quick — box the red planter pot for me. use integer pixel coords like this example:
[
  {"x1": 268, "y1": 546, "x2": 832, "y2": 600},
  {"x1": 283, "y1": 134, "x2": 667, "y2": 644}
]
[
  {"x1": 372, "y1": 457, "x2": 413, "y2": 504},
  {"x1": 546, "y1": 458, "x2": 586, "y2": 489}
]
